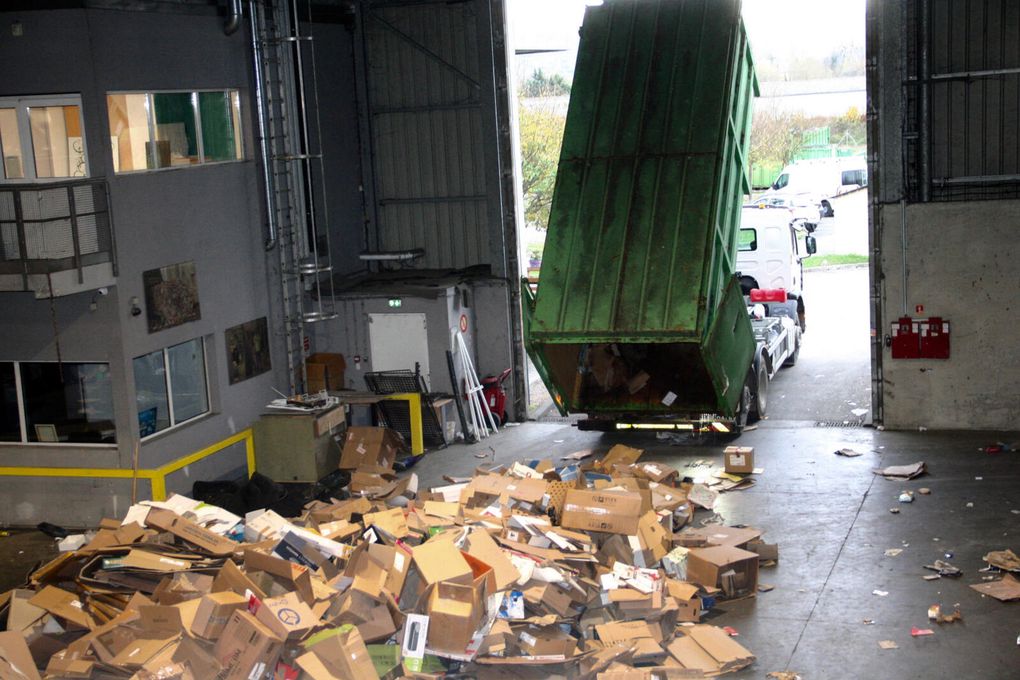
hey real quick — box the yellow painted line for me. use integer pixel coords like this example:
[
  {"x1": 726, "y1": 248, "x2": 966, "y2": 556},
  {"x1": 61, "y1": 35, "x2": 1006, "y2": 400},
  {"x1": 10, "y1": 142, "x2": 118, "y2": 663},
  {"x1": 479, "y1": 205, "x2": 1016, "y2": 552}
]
[{"x1": 0, "y1": 428, "x2": 256, "y2": 502}]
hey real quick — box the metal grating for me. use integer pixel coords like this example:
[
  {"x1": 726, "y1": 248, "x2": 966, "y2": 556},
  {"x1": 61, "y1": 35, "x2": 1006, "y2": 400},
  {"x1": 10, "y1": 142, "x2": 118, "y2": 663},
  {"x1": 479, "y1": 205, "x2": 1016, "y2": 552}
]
[
  {"x1": 814, "y1": 419, "x2": 866, "y2": 428},
  {"x1": 364, "y1": 369, "x2": 447, "y2": 448}
]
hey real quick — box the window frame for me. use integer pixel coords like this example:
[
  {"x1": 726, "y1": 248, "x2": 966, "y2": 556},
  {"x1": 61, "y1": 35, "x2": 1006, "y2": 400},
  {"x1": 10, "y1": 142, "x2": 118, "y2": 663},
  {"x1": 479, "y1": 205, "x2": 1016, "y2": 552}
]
[
  {"x1": 0, "y1": 359, "x2": 116, "y2": 448},
  {"x1": 0, "y1": 94, "x2": 89, "y2": 183},
  {"x1": 737, "y1": 228, "x2": 757, "y2": 252},
  {"x1": 134, "y1": 337, "x2": 212, "y2": 441},
  {"x1": 107, "y1": 89, "x2": 244, "y2": 174}
]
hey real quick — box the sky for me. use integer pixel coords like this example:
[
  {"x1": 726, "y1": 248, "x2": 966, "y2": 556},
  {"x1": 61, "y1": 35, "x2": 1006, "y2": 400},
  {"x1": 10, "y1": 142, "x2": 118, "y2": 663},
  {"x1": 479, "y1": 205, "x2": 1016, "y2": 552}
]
[{"x1": 509, "y1": 0, "x2": 866, "y2": 78}]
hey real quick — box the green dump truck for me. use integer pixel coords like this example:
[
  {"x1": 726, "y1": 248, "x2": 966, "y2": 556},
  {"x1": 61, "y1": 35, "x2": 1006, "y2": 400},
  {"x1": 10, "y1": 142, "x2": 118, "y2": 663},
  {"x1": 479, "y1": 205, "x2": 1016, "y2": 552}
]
[{"x1": 522, "y1": 0, "x2": 796, "y2": 433}]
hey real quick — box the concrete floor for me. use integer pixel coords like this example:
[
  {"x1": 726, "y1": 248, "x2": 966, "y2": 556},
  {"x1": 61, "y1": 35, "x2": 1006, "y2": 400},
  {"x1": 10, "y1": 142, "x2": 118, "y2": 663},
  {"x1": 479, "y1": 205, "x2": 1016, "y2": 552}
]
[{"x1": 413, "y1": 420, "x2": 1020, "y2": 678}]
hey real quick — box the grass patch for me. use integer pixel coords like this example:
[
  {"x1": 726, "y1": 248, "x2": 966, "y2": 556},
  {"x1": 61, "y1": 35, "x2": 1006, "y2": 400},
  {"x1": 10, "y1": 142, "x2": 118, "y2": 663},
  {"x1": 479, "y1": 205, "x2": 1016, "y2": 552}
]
[{"x1": 804, "y1": 254, "x2": 869, "y2": 268}]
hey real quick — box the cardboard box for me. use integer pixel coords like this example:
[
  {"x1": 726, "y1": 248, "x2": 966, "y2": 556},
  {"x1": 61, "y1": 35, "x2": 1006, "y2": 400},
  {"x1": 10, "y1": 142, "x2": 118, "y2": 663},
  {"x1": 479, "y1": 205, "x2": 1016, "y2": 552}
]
[
  {"x1": 426, "y1": 581, "x2": 483, "y2": 656},
  {"x1": 213, "y1": 610, "x2": 284, "y2": 680},
  {"x1": 667, "y1": 625, "x2": 755, "y2": 674},
  {"x1": 306, "y1": 352, "x2": 346, "y2": 392},
  {"x1": 685, "y1": 546, "x2": 759, "y2": 599},
  {"x1": 723, "y1": 446, "x2": 754, "y2": 474},
  {"x1": 0, "y1": 631, "x2": 43, "y2": 680},
  {"x1": 560, "y1": 489, "x2": 643, "y2": 535},
  {"x1": 301, "y1": 625, "x2": 377, "y2": 680},
  {"x1": 516, "y1": 625, "x2": 577, "y2": 658},
  {"x1": 252, "y1": 591, "x2": 319, "y2": 640},
  {"x1": 28, "y1": 586, "x2": 95, "y2": 630},
  {"x1": 339, "y1": 427, "x2": 403, "y2": 470},
  {"x1": 188, "y1": 591, "x2": 245, "y2": 640}
]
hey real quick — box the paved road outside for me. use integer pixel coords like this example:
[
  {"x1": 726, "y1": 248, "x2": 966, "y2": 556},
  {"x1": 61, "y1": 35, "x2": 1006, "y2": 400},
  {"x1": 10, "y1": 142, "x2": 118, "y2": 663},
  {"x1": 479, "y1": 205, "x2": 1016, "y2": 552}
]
[{"x1": 766, "y1": 265, "x2": 872, "y2": 423}]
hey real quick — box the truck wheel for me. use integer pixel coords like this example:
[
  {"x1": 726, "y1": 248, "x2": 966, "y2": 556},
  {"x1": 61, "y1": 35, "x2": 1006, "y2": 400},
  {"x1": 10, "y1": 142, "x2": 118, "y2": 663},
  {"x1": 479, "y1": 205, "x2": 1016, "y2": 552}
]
[
  {"x1": 733, "y1": 378, "x2": 752, "y2": 432},
  {"x1": 750, "y1": 360, "x2": 768, "y2": 421}
]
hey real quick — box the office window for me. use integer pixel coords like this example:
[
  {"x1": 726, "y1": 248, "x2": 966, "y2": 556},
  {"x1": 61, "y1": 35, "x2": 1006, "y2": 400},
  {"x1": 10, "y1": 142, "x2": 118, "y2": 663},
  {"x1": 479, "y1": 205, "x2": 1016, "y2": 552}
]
[
  {"x1": 0, "y1": 95, "x2": 88, "y2": 181},
  {"x1": 134, "y1": 338, "x2": 209, "y2": 437},
  {"x1": 107, "y1": 90, "x2": 243, "y2": 173},
  {"x1": 0, "y1": 361, "x2": 115, "y2": 444}
]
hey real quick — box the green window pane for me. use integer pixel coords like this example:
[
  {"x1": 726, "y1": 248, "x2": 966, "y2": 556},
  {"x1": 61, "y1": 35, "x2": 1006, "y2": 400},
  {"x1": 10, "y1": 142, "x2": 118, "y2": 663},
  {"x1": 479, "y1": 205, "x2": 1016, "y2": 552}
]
[{"x1": 199, "y1": 91, "x2": 238, "y2": 162}]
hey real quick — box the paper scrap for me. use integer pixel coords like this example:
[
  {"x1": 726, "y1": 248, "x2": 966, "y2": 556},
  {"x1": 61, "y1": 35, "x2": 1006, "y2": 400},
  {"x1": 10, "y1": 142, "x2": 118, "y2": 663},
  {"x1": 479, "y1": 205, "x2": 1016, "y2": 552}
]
[
  {"x1": 835, "y1": 448, "x2": 863, "y2": 457},
  {"x1": 872, "y1": 590, "x2": 889, "y2": 597},
  {"x1": 879, "y1": 640, "x2": 898, "y2": 650},
  {"x1": 884, "y1": 548, "x2": 903, "y2": 557},
  {"x1": 873, "y1": 462, "x2": 926, "y2": 480}
]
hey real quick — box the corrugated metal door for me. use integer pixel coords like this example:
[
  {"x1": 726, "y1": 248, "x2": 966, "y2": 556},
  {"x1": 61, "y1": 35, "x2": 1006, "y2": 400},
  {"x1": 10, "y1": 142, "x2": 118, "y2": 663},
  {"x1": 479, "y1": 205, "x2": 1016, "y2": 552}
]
[{"x1": 356, "y1": 0, "x2": 508, "y2": 270}]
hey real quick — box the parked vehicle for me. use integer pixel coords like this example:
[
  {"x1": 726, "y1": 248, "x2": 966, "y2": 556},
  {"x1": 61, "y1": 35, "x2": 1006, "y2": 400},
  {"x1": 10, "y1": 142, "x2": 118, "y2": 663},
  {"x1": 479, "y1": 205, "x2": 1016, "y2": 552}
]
[
  {"x1": 521, "y1": 0, "x2": 801, "y2": 433},
  {"x1": 761, "y1": 157, "x2": 868, "y2": 219}
]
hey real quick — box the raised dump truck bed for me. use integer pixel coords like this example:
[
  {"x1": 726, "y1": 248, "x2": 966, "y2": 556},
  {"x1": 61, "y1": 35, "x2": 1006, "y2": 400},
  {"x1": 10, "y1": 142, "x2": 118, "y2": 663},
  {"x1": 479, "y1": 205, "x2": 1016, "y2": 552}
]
[{"x1": 522, "y1": 0, "x2": 759, "y2": 427}]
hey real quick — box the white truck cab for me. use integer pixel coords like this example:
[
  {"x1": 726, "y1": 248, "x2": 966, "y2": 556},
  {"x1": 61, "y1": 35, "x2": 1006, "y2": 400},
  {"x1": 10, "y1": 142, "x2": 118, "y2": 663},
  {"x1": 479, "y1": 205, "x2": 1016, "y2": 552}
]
[{"x1": 736, "y1": 204, "x2": 816, "y2": 331}]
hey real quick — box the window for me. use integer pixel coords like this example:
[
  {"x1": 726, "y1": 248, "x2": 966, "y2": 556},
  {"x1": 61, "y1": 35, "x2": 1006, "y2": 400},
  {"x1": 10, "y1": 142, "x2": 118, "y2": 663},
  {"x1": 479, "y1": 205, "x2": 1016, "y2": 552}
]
[
  {"x1": 0, "y1": 95, "x2": 88, "y2": 181},
  {"x1": 738, "y1": 228, "x2": 757, "y2": 252},
  {"x1": 107, "y1": 91, "x2": 242, "y2": 172},
  {"x1": 0, "y1": 361, "x2": 115, "y2": 444},
  {"x1": 133, "y1": 338, "x2": 209, "y2": 437},
  {"x1": 841, "y1": 168, "x2": 867, "y2": 188},
  {"x1": 772, "y1": 173, "x2": 789, "y2": 190}
]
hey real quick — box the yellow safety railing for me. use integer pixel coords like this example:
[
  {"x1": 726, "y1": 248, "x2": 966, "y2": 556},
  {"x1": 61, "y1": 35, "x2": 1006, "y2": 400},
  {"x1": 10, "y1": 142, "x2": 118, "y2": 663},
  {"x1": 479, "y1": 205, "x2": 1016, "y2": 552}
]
[
  {"x1": 0, "y1": 428, "x2": 255, "y2": 501},
  {"x1": 383, "y1": 392, "x2": 424, "y2": 455}
]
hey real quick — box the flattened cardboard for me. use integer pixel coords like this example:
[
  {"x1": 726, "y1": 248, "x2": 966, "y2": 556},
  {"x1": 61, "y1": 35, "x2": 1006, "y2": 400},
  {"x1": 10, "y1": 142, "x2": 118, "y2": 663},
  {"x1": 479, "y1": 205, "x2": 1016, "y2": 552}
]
[
  {"x1": 516, "y1": 624, "x2": 577, "y2": 658},
  {"x1": 339, "y1": 427, "x2": 403, "y2": 470},
  {"x1": 243, "y1": 549, "x2": 314, "y2": 605},
  {"x1": 970, "y1": 573, "x2": 1020, "y2": 601},
  {"x1": 0, "y1": 631, "x2": 43, "y2": 680},
  {"x1": 596, "y1": 445, "x2": 643, "y2": 471},
  {"x1": 28, "y1": 586, "x2": 95, "y2": 630},
  {"x1": 560, "y1": 489, "x2": 643, "y2": 535},
  {"x1": 145, "y1": 509, "x2": 237, "y2": 557},
  {"x1": 595, "y1": 620, "x2": 659, "y2": 645}
]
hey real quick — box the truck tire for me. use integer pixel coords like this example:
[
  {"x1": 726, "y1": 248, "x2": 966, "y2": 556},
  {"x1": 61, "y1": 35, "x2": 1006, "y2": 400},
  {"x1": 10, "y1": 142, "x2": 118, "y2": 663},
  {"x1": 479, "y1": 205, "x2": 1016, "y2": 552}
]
[
  {"x1": 733, "y1": 375, "x2": 752, "y2": 432},
  {"x1": 750, "y1": 359, "x2": 768, "y2": 421}
]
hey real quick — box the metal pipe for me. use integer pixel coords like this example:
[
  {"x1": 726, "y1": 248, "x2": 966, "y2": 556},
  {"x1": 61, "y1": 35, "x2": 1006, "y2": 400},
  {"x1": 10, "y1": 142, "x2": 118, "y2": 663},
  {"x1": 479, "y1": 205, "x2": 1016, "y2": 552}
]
[
  {"x1": 900, "y1": 199, "x2": 907, "y2": 315},
  {"x1": 248, "y1": 1, "x2": 277, "y2": 250},
  {"x1": 919, "y1": 0, "x2": 931, "y2": 202},
  {"x1": 865, "y1": 0, "x2": 884, "y2": 426},
  {"x1": 224, "y1": 0, "x2": 243, "y2": 35}
]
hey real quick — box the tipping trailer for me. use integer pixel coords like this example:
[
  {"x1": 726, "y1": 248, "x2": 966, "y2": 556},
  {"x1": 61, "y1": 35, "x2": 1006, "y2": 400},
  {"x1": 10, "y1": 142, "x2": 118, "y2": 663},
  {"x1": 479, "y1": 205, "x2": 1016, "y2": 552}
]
[{"x1": 522, "y1": 0, "x2": 798, "y2": 433}]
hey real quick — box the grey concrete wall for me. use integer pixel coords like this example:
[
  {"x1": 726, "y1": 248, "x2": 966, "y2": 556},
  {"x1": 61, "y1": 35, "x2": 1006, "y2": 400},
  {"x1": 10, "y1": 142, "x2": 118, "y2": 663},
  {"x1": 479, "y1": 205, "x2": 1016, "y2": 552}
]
[
  {"x1": 878, "y1": 201, "x2": 1020, "y2": 430},
  {"x1": 0, "y1": 8, "x2": 284, "y2": 522}
]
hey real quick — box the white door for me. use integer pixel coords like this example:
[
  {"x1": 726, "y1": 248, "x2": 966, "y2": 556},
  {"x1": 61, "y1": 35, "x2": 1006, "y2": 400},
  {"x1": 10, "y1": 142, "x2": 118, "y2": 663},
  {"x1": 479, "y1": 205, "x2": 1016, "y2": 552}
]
[{"x1": 368, "y1": 313, "x2": 430, "y2": 388}]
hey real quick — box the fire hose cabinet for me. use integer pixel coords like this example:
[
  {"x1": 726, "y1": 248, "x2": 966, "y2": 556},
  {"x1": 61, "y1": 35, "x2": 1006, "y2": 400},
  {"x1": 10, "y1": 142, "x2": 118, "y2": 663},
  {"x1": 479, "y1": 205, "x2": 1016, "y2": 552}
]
[
  {"x1": 919, "y1": 317, "x2": 950, "y2": 359},
  {"x1": 890, "y1": 317, "x2": 921, "y2": 359}
]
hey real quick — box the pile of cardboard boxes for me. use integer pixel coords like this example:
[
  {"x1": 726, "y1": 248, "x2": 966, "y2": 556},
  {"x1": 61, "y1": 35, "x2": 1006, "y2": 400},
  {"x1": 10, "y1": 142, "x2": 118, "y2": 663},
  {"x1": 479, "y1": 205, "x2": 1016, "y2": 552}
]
[{"x1": 0, "y1": 432, "x2": 777, "y2": 679}]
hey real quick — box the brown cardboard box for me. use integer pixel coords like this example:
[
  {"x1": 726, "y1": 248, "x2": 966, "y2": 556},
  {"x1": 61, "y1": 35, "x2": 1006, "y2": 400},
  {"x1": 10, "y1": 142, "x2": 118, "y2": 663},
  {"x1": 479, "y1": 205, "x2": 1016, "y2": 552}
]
[
  {"x1": 339, "y1": 427, "x2": 403, "y2": 470},
  {"x1": 28, "y1": 586, "x2": 96, "y2": 630},
  {"x1": 301, "y1": 625, "x2": 377, "y2": 680},
  {"x1": 191, "y1": 591, "x2": 248, "y2": 639},
  {"x1": 306, "y1": 352, "x2": 346, "y2": 392},
  {"x1": 426, "y1": 581, "x2": 483, "y2": 656},
  {"x1": 516, "y1": 625, "x2": 577, "y2": 658},
  {"x1": 666, "y1": 625, "x2": 755, "y2": 674},
  {"x1": 213, "y1": 610, "x2": 284, "y2": 680},
  {"x1": 723, "y1": 446, "x2": 754, "y2": 475},
  {"x1": 686, "y1": 546, "x2": 759, "y2": 599},
  {"x1": 464, "y1": 530, "x2": 520, "y2": 591},
  {"x1": 596, "y1": 444, "x2": 643, "y2": 471},
  {"x1": 560, "y1": 489, "x2": 643, "y2": 535},
  {"x1": 253, "y1": 591, "x2": 318, "y2": 640},
  {"x1": 404, "y1": 539, "x2": 474, "y2": 609},
  {"x1": 665, "y1": 580, "x2": 703, "y2": 623}
]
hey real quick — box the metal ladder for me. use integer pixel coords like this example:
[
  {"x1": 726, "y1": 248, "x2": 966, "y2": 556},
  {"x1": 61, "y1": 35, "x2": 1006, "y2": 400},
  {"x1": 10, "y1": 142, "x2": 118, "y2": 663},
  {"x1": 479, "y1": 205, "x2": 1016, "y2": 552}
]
[{"x1": 250, "y1": 0, "x2": 337, "y2": 394}]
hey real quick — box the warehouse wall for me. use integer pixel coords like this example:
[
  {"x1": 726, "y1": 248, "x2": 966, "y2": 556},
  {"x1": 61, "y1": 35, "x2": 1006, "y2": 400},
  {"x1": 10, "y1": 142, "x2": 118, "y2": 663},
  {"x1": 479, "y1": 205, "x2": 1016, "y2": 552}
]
[
  {"x1": 870, "y1": 0, "x2": 1020, "y2": 429},
  {"x1": 0, "y1": 7, "x2": 281, "y2": 521}
]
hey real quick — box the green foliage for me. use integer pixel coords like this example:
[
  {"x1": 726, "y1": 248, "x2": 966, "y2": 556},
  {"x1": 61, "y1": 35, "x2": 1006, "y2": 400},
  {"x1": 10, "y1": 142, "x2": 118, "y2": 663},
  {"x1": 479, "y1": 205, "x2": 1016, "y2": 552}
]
[
  {"x1": 750, "y1": 106, "x2": 867, "y2": 171},
  {"x1": 519, "y1": 103, "x2": 566, "y2": 230},
  {"x1": 803, "y1": 254, "x2": 869, "y2": 268},
  {"x1": 520, "y1": 68, "x2": 571, "y2": 97}
]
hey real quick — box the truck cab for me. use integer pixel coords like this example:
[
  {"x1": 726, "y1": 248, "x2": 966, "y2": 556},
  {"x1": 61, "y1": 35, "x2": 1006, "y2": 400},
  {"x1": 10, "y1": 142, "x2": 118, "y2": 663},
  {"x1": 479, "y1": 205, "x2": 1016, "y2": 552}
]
[{"x1": 736, "y1": 204, "x2": 816, "y2": 331}]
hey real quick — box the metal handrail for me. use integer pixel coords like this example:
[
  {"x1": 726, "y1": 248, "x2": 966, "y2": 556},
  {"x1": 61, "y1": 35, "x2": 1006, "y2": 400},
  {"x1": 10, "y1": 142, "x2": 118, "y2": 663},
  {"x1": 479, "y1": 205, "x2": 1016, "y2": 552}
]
[{"x1": 0, "y1": 178, "x2": 116, "y2": 288}]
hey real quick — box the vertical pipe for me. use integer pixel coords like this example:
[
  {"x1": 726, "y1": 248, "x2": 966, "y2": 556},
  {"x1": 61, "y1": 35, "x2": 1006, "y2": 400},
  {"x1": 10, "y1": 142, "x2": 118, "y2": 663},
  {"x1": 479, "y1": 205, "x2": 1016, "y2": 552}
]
[
  {"x1": 249, "y1": 0, "x2": 278, "y2": 249},
  {"x1": 865, "y1": 0, "x2": 885, "y2": 425},
  {"x1": 919, "y1": 0, "x2": 931, "y2": 201}
]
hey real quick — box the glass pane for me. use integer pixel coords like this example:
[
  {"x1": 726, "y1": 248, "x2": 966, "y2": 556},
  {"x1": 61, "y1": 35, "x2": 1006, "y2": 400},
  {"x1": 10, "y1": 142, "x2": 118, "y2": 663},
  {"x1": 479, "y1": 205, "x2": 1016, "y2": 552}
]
[
  {"x1": 21, "y1": 362, "x2": 115, "y2": 444},
  {"x1": 168, "y1": 338, "x2": 208, "y2": 423},
  {"x1": 738, "y1": 229, "x2": 757, "y2": 252},
  {"x1": 231, "y1": 91, "x2": 243, "y2": 160},
  {"x1": 29, "y1": 105, "x2": 86, "y2": 178},
  {"x1": 199, "y1": 91, "x2": 238, "y2": 162},
  {"x1": 134, "y1": 350, "x2": 170, "y2": 436},
  {"x1": 153, "y1": 93, "x2": 199, "y2": 167},
  {"x1": 0, "y1": 362, "x2": 20, "y2": 442},
  {"x1": 107, "y1": 94, "x2": 152, "y2": 172},
  {"x1": 0, "y1": 108, "x2": 25, "y2": 179}
]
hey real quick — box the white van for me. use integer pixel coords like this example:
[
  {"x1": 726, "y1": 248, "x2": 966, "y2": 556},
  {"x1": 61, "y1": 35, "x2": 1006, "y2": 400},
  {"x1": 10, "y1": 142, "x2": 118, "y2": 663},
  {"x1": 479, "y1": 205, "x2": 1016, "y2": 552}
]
[{"x1": 765, "y1": 157, "x2": 868, "y2": 199}]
